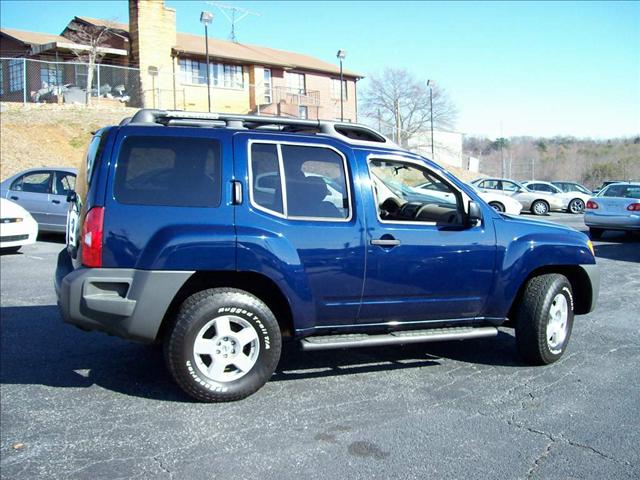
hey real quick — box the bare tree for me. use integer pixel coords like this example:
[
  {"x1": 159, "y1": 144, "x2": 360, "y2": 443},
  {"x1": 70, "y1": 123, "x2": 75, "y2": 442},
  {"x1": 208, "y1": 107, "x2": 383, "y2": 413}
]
[
  {"x1": 360, "y1": 68, "x2": 458, "y2": 147},
  {"x1": 65, "y1": 21, "x2": 116, "y2": 105}
]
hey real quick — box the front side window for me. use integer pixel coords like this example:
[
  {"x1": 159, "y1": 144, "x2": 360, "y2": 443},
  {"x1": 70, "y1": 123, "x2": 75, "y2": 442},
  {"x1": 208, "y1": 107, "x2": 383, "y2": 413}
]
[
  {"x1": 12, "y1": 172, "x2": 52, "y2": 194},
  {"x1": 250, "y1": 142, "x2": 350, "y2": 220},
  {"x1": 54, "y1": 172, "x2": 76, "y2": 196},
  {"x1": 369, "y1": 159, "x2": 462, "y2": 224},
  {"x1": 480, "y1": 180, "x2": 499, "y2": 190},
  {"x1": 502, "y1": 181, "x2": 520, "y2": 192},
  {"x1": 115, "y1": 136, "x2": 221, "y2": 207}
]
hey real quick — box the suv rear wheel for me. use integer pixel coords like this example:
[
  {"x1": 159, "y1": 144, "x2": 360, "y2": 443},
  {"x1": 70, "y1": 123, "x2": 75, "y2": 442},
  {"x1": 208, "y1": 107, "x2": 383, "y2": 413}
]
[
  {"x1": 165, "y1": 288, "x2": 282, "y2": 402},
  {"x1": 515, "y1": 274, "x2": 574, "y2": 365}
]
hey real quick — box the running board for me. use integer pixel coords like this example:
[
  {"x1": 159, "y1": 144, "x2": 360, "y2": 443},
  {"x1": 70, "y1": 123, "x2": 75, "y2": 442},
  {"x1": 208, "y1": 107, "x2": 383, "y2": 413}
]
[{"x1": 300, "y1": 326, "x2": 498, "y2": 351}]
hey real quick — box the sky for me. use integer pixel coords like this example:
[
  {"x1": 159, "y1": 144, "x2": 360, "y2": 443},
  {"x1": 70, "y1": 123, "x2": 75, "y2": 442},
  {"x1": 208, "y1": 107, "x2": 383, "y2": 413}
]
[{"x1": 1, "y1": 0, "x2": 638, "y2": 139}]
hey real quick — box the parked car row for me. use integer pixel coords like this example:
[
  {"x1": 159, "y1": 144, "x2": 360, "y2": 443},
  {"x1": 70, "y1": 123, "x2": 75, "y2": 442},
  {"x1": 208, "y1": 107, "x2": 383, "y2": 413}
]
[{"x1": 584, "y1": 182, "x2": 640, "y2": 238}]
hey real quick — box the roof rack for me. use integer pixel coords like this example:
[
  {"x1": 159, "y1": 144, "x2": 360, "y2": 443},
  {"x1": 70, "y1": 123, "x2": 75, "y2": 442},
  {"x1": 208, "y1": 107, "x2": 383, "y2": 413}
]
[{"x1": 122, "y1": 109, "x2": 396, "y2": 147}]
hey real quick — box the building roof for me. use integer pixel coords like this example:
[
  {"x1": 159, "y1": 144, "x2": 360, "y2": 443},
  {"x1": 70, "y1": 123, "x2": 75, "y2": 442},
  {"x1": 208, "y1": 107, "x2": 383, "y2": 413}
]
[
  {"x1": 77, "y1": 16, "x2": 362, "y2": 78},
  {"x1": 0, "y1": 28, "x2": 68, "y2": 47}
]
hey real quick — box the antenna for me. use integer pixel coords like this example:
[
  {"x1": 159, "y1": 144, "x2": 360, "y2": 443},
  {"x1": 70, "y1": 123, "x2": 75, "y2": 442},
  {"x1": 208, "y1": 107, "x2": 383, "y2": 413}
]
[{"x1": 206, "y1": 2, "x2": 261, "y2": 42}]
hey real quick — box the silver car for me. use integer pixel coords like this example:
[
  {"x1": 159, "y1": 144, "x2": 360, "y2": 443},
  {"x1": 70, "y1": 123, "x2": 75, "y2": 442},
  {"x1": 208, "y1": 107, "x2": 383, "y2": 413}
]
[
  {"x1": 471, "y1": 177, "x2": 564, "y2": 215},
  {"x1": 0, "y1": 167, "x2": 77, "y2": 233},
  {"x1": 584, "y1": 182, "x2": 640, "y2": 239}
]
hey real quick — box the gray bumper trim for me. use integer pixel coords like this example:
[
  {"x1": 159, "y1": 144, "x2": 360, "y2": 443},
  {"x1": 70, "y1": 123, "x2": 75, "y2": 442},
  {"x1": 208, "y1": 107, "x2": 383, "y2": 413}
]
[
  {"x1": 57, "y1": 260, "x2": 194, "y2": 342},
  {"x1": 579, "y1": 263, "x2": 600, "y2": 313}
]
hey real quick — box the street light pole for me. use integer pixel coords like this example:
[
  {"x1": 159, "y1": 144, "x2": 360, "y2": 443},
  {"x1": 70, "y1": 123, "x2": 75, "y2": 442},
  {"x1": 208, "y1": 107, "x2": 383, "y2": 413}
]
[
  {"x1": 427, "y1": 79, "x2": 435, "y2": 160},
  {"x1": 336, "y1": 50, "x2": 346, "y2": 121},
  {"x1": 200, "y1": 11, "x2": 214, "y2": 112}
]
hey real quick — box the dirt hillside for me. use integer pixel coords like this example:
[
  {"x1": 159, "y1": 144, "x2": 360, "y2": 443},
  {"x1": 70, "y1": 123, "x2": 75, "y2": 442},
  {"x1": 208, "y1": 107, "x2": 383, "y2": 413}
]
[
  {"x1": 1, "y1": 103, "x2": 478, "y2": 182},
  {"x1": 0, "y1": 103, "x2": 136, "y2": 180}
]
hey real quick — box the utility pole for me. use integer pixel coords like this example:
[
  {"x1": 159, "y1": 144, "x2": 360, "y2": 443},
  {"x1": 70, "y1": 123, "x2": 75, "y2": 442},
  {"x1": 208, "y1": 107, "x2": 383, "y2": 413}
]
[{"x1": 427, "y1": 80, "x2": 435, "y2": 159}]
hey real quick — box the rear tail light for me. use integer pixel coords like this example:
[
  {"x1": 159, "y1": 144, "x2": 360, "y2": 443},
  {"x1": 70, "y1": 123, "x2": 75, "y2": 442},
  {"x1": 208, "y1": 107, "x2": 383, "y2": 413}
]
[
  {"x1": 82, "y1": 207, "x2": 104, "y2": 267},
  {"x1": 628, "y1": 203, "x2": 640, "y2": 211},
  {"x1": 586, "y1": 200, "x2": 598, "y2": 209}
]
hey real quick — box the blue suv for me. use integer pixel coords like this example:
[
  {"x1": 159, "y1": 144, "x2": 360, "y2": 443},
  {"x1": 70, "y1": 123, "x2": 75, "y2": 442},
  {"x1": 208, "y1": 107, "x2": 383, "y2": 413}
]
[{"x1": 55, "y1": 109, "x2": 599, "y2": 402}]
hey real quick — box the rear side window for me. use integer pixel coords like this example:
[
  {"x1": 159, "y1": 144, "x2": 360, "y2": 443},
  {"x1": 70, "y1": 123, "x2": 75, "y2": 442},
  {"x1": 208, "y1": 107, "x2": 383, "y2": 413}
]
[
  {"x1": 249, "y1": 142, "x2": 350, "y2": 220},
  {"x1": 115, "y1": 136, "x2": 221, "y2": 207}
]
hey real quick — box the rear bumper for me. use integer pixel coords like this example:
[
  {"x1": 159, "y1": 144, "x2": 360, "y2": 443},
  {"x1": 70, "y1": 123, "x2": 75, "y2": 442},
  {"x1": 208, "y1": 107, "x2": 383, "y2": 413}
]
[
  {"x1": 579, "y1": 263, "x2": 600, "y2": 314},
  {"x1": 585, "y1": 212, "x2": 640, "y2": 230},
  {"x1": 55, "y1": 249, "x2": 193, "y2": 342}
]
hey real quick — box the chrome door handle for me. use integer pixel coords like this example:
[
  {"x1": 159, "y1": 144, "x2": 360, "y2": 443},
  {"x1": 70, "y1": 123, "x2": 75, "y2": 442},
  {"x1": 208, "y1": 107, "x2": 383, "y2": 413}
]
[
  {"x1": 371, "y1": 238, "x2": 401, "y2": 247},
  {"x1": 10, "y1": 196, "x2": 18, "y2": 200},
  {"x1": 52, "y1": 199, "x2": 61, "y2": 204}
]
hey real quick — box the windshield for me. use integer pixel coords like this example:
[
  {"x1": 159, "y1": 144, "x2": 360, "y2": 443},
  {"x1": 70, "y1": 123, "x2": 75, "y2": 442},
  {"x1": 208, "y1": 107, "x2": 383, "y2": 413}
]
[{"x1": 572, "y1": 183, "x2": 592, "y2": 194}]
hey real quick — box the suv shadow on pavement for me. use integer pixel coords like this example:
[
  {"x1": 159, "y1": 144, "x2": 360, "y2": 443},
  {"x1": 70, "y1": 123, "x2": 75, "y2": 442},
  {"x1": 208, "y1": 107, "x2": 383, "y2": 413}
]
[
  {"x1": 1, "y1": 305, "x2": 522, "y2": 402},
  {"x1": 594, "y1": 235, "x2": 640, "y2": 263}
]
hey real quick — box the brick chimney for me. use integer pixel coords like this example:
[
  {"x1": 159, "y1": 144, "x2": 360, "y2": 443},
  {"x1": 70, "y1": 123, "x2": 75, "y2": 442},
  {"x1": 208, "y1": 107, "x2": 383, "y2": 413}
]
[{"x1": 129, "y1": 0, "x2": 176, "y2": 108}]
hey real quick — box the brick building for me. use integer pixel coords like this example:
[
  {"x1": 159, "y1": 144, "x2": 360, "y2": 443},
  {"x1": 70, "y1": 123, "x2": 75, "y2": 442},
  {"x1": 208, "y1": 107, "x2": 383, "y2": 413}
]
[{"x1": 0, "y1": 0, "x2": 362, "y2": 121}]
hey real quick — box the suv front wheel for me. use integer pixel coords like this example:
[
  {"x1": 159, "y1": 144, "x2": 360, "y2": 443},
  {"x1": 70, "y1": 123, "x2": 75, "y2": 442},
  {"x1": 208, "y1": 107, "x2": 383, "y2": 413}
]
[
  {"x1": 165, "y1": 288, "x2": 282, "y2": 402},
  {"x1": 515, "y1": 274, "x2": 574, "y2": 365}
]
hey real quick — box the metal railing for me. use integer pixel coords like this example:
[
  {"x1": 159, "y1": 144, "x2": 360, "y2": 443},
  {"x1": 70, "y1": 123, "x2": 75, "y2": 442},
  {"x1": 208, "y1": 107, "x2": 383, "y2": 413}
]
[{"x1": 272, "y1": 86, "x2": 321, "y2": 106}]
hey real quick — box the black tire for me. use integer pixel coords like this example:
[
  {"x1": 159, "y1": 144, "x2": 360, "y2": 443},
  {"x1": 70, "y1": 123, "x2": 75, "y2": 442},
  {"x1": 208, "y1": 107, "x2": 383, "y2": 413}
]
[
  {"x1": 515, "y1": 274, "x2": 574, "y2": 365},
  {"x1": 530, "y1": 200, "x2": 549, "y2": 216},
  {"x1": 568, "y1": 198, "x2": 585, "y2": 214},
  {"x1": 164, "y1": 288, "x2": 282, "y2": 402},
  {"x1": 589, "y1": 227, "x2": 603, "y2": 240},
  {"x1": 489, "y1": 201, "x2": 505, "y2": 213}
]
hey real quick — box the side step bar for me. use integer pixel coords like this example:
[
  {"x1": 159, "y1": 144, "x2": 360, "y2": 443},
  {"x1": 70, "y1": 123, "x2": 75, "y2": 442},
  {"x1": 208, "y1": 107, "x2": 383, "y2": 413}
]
[{"x1": 300, "y1": 326, "x2": 498, "y2": 351}]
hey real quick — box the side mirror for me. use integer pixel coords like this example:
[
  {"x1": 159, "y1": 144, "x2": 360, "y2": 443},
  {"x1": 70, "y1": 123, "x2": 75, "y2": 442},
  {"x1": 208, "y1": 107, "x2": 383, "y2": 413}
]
[
  {"x1": 66, "y1": 191, "x2": 77, "y2": 203},
  {"x1": 468, "y1": 201, "x2": 482, "y2": 225}
]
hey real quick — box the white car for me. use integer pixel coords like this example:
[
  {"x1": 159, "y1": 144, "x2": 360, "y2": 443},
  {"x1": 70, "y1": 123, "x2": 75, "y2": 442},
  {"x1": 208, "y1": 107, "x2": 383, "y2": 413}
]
[
  {"x1": 584, "y1": 182, "x2": 640, "y2": 238},
  {"x1": 523, "y1": 181, "x2": 591, "y2": 214},
  {"x1": 467, "y1": 184, "x2": 523, "y2": 214},
  {"x1": 471, "y1": 178, "x2": 564, "y2": 215},
  {"x1": 0, "y1": 198, "x2": 39, "y2": 253}
]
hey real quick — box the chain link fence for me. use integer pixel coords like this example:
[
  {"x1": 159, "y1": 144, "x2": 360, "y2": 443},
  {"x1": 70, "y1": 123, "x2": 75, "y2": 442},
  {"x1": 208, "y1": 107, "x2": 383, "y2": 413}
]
[{"x1": 0, "y1": 57, "x2": 142, "y2": 107}]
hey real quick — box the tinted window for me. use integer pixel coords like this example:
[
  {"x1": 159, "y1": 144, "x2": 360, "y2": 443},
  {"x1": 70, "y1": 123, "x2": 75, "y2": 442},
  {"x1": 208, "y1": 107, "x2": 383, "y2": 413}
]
[
  {"x1": 481, "y1": 180, "x2": 499, "y2": 190},
  {"x1": 115, "y1": 136, "x2": 221, "y2": 207},
  {"x1": 13, "y1": 172, "x2": 52, "y2": 194},
  {"x1": 250, "y1": 143, "x2": 283, "y2": 214},
  {"x1": 281, "y1": 145, "x2": 349, "y2": 219},
  {"x1": 602, "y1": 185, "x2": 640, "y2": 199}
]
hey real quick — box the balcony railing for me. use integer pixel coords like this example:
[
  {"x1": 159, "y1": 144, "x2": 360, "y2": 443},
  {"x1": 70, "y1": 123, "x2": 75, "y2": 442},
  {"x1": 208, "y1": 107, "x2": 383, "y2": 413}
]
[{"x1": 272, "y1": 86, "x2": 320, "y2": 106}]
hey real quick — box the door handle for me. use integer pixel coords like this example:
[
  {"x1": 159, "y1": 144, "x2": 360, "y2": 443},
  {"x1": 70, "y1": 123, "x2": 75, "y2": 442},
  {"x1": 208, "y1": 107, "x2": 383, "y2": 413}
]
[
  {"x1": 10, "y1": 196, "x2": 18, "y2": 201},
  {"x1": 52, "y1": 199, "x2": 61, "y2": 204},
  {"x1": 371, "y1": 238, "x2": 401, "y2": 247}
]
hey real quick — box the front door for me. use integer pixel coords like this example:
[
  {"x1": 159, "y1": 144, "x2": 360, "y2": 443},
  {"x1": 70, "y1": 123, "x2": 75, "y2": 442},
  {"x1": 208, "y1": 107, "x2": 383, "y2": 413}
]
[
  {"x1": 358, "y1": 153, "x2": 497, "y2": 325},
  {"x1": 234, "y1": 134, "x2": 366, "y2": 332},
  {"x1": 6, "y1": 170, "x2": 53, "y2": 228}
]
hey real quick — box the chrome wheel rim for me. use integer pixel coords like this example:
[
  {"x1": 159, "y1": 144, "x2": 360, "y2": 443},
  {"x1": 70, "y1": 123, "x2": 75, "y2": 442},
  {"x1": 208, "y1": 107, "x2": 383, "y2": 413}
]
[
  {"x1": 533, "y1": 201, "x2": 548, "y2": 215},
  {"x1": 569, "y1": 199, "x2": 584, "y2": 214},
  {"x1": 193, "y1": 315, "x2": 260, "y2": 383},
  {"x1": 546, "y1": 294, "x2": 569, "y2": 354}
]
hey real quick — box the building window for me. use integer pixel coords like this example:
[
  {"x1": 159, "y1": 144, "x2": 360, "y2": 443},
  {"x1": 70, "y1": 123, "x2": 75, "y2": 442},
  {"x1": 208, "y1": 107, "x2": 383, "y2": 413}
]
[
  {"x1": 298, "y1": 106, "x2": 308, "y2": 119},
  {"x1": 40, "y1": 64, "x2": 63, "y2": 88},
  {"x1": 0, "y1": 62, "x2": 4, "y2": 95},
  {"x1": 331, "y1": 79, "x2": 347, "y2": 100},
  {"x1": 178, "y1": 59, "x2": 244, "y2": 89},
  {"x1": 74, "y1": 64, "x2": 88, "y2": 88},
  {"x1": 286, "y1": 72, "x2": 305, "y2": 94},
  {"x1": 8, "y1": 59, "x2": 23, "y2": 92},
  {"x1": 263, "y1": 68, "x2": 272, "y2": 103}
]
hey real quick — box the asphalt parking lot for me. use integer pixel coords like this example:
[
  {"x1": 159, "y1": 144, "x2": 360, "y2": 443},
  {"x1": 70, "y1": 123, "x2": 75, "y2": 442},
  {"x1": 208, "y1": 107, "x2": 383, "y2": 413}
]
[{"x1": 1, "y1": 213, "x2": 638, "y2": 479}]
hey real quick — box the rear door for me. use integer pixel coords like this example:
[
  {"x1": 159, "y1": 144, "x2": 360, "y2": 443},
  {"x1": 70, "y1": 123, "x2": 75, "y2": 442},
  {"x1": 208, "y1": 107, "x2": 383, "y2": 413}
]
[
  {"x1": 102, "y1": 126, "x2": 235, "y2": 270},
  {"x1": 234, "y1": 133, "x2": 366, "y2": 332}
]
